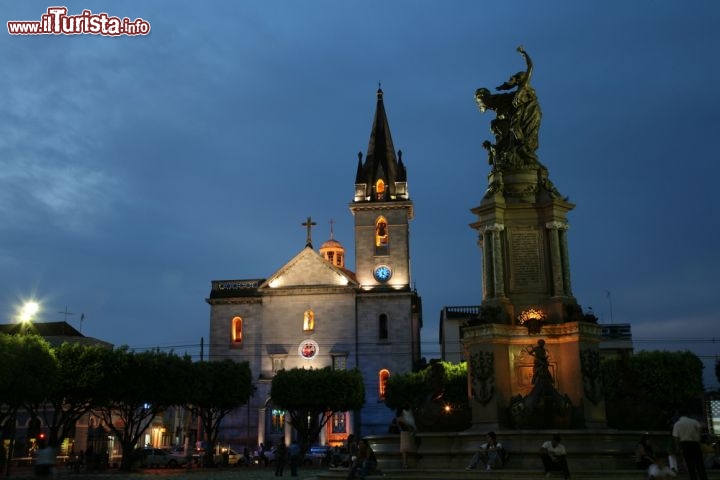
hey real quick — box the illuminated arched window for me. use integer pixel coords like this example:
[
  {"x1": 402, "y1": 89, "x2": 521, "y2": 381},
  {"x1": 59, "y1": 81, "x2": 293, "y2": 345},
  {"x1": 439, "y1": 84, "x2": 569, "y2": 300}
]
[
  {"x1": 375, "y1": 216, "x2": 389, "y2": 247},
  {"x1": 271, "y1": 409, "x2": 285, "y2": 434},
  {"x1": 378, "y1": 369, "x2": 390, "y2": 400},
  {"x1": 303, "y1": 310, "x2": 315, "y2": 332},
  {"x1": 376, "y1": 179, "x2": 386, "y2": 200},
  {"x1": 378, "y1": 314, "x2": 389, "y2": 340},
  {"x1": 331, "y1": 412, "x2": 347, "y2": 433},
  {"x1": 232, "y1": 316, "x2": 243, "y2": 344}
]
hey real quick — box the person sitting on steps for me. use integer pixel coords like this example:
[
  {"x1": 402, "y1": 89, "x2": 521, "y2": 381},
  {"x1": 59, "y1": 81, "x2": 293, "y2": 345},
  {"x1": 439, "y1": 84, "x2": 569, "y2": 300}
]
[
  {"x1": 540, "y1": 434, "x2": 571, "y2": 479},
  {"x1": 465, "y1": 431, "x2": 505, "y2": 471}
]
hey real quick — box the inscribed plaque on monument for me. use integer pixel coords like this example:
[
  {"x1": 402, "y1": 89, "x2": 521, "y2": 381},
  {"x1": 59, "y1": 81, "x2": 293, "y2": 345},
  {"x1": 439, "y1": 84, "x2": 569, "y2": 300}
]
[{"x1": 509, "y1": 228, "x2": 544, "y2": 292}]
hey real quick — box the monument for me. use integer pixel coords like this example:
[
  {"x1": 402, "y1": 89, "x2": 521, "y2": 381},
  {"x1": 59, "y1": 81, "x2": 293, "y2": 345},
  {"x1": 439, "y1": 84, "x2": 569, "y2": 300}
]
[
  {"x1": 464, "y1": 47, "x2": 606, "y2": 430},
  {"x1": 367, "y1": 49, "x2": 650, "y2": 471}
]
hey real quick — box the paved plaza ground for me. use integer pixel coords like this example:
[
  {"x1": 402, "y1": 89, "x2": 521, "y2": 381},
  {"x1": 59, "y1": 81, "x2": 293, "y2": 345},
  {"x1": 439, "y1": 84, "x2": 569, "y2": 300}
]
[
  {"x1": 3, "y1": 465, "x2": 326, "y2": 479},
  {"x1": 4, "y1": 465, "x2": 720, "y2": 480}
]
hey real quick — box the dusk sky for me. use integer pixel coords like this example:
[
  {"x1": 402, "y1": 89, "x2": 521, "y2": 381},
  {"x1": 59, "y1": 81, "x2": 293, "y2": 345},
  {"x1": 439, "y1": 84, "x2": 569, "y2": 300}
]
[{"x1": 2, "y1": 1, "x2": 718, "y2": 389}]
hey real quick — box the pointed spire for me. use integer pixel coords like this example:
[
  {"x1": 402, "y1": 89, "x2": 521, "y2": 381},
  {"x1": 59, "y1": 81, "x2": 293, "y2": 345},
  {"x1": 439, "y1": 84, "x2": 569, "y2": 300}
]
[
  {"x1": 365, "y1": 87, "x2": 397, "y2": 174},
  {"x1": 397, "y1": 149, "x2": 407, "y2": 182},
  {"x1": 355, "y1": 152, "x2": 364, "y2": 184},
  {"x1": 355, "y1": 87, "x2": 407, "y2": 201}
]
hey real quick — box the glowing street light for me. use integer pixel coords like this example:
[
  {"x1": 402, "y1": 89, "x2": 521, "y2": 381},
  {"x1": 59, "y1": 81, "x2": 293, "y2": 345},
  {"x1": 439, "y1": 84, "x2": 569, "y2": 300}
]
[
  {"x1": 17, "y1": 300, "x2": 40, "y2": 334},
  {"x1": 20, "y1": 301, "x2": 40, "y2": 323}
]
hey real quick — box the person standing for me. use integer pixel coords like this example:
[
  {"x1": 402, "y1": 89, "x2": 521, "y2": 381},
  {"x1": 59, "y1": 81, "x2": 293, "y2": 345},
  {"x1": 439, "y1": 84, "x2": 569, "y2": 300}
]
[
  {"x1": 396, "y1": 406, "x2": 416, "y2": 468},
  {"x1": 34, "y1": 438, "x2": 56, "y2": 478},
  {"x1": 288, "y1": 440, "x2": 300, "y2": 477},
  {"x1": 259, "y1": 442, "x2": 268, "y2": 467},
  {"x1": 274, "y1": 441, "x2": 287, "y2": 476},
  {"x1": 672, "y1": 414, "x2": 708, "y2": 480},
  {"x1": 540, "y1": 434, "x2": 570, "y2": 479},
  {"x1": 345, "y1": 434, "x2": 359, "y2": 468}
]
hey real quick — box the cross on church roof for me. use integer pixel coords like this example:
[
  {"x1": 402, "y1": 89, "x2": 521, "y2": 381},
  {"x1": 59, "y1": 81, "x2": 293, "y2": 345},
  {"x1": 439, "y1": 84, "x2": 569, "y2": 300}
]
[
  {"x1": 59, "y1": 305, "x2": 74, "y2": 322},
  {"x1": 302, "y1": 216, "x2": 317, "y2": 248}
]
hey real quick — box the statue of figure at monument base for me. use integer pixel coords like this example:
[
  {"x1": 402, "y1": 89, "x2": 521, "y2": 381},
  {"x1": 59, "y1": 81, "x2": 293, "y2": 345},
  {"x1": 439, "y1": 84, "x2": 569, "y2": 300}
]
[{"x1": 510, "y1": 338, "x2": 573, "y2": 429}]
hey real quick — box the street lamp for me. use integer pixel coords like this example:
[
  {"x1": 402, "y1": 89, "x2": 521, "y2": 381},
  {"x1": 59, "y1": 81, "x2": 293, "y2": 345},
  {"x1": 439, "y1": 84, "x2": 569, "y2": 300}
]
[{"x1": 18, "y1": 300, "x2": 40, "y2": 333}]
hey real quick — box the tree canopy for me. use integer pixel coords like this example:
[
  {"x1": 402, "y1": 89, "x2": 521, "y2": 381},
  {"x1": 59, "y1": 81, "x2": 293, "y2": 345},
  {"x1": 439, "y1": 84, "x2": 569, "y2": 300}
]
[
  {"x1": 384, "y1": 360, "x2": 470, "y2": 431},
  {"x1": 602, "y1": 350, "x2": 704, "y2": 429},
  {"x1": 93, "y1": 347, "x2": 192, "y2": 470},
  {"x1": 270, "y1": 367, "x2": 364, "y2": 450},
  {"x1": 185, "y1": 359, "x2": 254, "y2": 465},
  {"x1": 0, "y1": 334, "x2": 55, "y2": 429},
  {"x1": 28, "y1": 342, "x2": 110, "y2": 447}
]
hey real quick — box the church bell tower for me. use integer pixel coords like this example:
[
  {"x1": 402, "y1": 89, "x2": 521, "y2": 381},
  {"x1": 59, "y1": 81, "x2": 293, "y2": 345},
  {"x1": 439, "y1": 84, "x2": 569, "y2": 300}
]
[{"x1": 350, "y1": 88, "x2": 413, "y2": 290}]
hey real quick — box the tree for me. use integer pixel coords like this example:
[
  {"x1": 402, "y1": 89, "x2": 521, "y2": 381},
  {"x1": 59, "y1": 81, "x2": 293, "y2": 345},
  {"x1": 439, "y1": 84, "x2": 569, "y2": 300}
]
[
  {"x1": 0, "y1": 334, "x2": 56, "y2": 418},
  {"x1": 384, "y1": 361, "x2": 468, "y2": 410},
  {"x1": 27, "y1": 343, "x2": 110, "y2": 449},
  {"x1": 384, "y1": 370, "x2": 427, "y2": 411},
  {"x1": 602, "y1": 350, "x2": 704, "y2": 429},
  {"x1": 0, "y1": 334, "x2": 56, "y2": 474},
  {"x1": 94, "y1": 348, "x2": 191, "y2": 470},
  {"x1": 270, "y1": 368, "x2": 364, "y2": 452},
  {"x1": 384, "y1": 360, "x2": 470, "y2": 431},
  {"x1": 185, "y1": 359, "x2": 254, "y2": 466}
]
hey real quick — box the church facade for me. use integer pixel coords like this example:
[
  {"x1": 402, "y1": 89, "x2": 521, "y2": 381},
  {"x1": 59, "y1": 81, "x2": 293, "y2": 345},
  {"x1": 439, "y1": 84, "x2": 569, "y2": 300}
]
[{"x1": 206, "y1": 89, "x2": 422, "y2": 449}]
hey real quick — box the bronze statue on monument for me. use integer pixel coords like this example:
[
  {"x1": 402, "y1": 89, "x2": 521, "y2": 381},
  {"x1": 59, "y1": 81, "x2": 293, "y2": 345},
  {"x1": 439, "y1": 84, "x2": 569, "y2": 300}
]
[
  {"x1": 475, "y1": 46, "x2": 542, "y2": 170},
  {"x1": 509, "y1": 339, "x2": 573, "y2": 429},
  {"x1": 465, "y1": 47, "x2": 605, "y2": 433}
]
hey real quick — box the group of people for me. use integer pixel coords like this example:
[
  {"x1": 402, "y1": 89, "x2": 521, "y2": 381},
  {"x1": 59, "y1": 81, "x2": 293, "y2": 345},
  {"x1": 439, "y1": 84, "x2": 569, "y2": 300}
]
[
  {"x1": 275, "y1": 410, "x2": 714, "y2": 480},
  {"x1": 461, "y1": 431, "x2": 569, "y2": 478},
  {"x1": 632, "y1": 413, "x2": 717, "y2": 480},
  {"x1": 193, "y1": 414, "x2": 714, "y2": 480},
  {"x1": 270, "y1": 440, "x2": 300, "y2": 477},
  {"x1": 633, "y1": 413, "x2": 713, "y2": 480}
]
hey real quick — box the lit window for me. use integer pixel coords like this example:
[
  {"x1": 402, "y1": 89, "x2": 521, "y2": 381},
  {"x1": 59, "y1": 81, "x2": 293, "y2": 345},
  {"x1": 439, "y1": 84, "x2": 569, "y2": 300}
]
[
  {"x1": 303, "y1": 310, "x2": 315, "y2": 332},
  {"x1": 332, "y1": 355, "x2": 347, "y2": 371},
  {"x1": 376, "y1": 179, "x2": 386, "y2": 200},
  {"x1": 232, "y1": 317, "x2": 243, "y2": 344},
  {"x1": 375, "y1": 216, "x2": 389, "y2": 247},
  {"x1": 378, "y1": 369, "x2": 390, "y2": 400},
  {"x1": 331, "y1": 412, "x2": 347, "y2": 433},
  {"x1": 272, "y1": 357, "x2": 285, "y2": 373},
  {"x1": 271, "y1": 409, "x2": 285, "y2": 434},
  {"x1": 379, "y1": 314, "x2": 388, "y2": 340}
]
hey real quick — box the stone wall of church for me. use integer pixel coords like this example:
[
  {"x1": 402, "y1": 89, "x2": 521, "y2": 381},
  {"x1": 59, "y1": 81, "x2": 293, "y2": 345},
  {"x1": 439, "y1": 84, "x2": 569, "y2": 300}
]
[
  {"x1": 208, "y1": 286, "x2": 419, "y2": 441},
  {"x1": 208, "y1": 299, "x2": 264, "y2": 369},
  {"x1": 260, "y1": 290, "x2": 357, "y2": 374},
  {"x1": 355, "y1": 291, "x2": 416, "y2": 435}
]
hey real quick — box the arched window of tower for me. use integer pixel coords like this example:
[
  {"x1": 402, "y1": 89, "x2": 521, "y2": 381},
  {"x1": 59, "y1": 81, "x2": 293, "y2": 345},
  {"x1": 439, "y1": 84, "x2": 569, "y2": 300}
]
[{"x1": 376, "y1": 179, "x2": 386, "y2": 200}]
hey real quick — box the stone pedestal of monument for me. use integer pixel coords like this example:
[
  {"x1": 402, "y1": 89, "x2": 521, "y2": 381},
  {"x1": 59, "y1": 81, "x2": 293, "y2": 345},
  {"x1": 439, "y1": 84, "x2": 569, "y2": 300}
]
[{"x1": 462, "y1": 321, "x2": 606, "y2": 431}]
